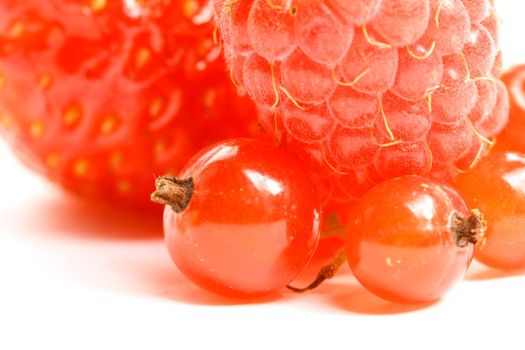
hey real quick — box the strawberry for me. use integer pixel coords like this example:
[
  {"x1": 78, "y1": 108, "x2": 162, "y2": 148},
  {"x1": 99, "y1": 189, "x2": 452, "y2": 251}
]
[
  {"x1": 214, "y1": 0, "x2": 508, "y2": 207},
  {"x1": 0, "y1": 0, "x2": 257, "y2": 209}
]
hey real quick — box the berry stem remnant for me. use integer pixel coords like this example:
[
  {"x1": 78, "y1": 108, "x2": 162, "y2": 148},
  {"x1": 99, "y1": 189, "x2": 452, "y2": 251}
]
[
  {"x1": 450, "y1": 208, "x2": 486, "y2": 248},
  {"x1": 151, "y1": 175, "x2": 194, "y2": 213},
  {"x1": 287, "y1": 249, "x2": 346, "y2": 293}
]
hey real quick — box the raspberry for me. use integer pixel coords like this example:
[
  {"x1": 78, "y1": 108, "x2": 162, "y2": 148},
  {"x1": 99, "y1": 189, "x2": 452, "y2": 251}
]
[{"x1": 215, "y1": 0, "x2": 508, "y2": 206}]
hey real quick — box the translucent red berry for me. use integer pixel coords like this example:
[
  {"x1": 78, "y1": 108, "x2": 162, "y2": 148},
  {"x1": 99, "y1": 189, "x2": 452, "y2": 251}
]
[
  {"x1": 346, "y1": 176, "x2": 484, "y2": 303},
  {"x1": 455, "y1": 153, "x2": 525, "y2": 270},
  {"x1": 494, "y1": 65, "x2": 525, "y2": 153},
  {"x1": 153, "y1": 138, "x2": 321, "y2": 297}
]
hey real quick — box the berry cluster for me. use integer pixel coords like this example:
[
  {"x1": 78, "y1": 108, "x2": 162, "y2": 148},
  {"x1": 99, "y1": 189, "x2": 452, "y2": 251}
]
[
  {"x1": 147, "y1": 0, "x2": 525, "y2": 305},
  {"x1": 152, "y1": 137, "x2": 525, "y2": 304},
  {"x1": 1, "y1": 0, "x2": 525, "y2": 308},
  {"x1": 214, "y1": 0, "x2": 509, "y2": 208},
  {"x1": 0, "y1": 0, "x2": 256, "y2": 208}
]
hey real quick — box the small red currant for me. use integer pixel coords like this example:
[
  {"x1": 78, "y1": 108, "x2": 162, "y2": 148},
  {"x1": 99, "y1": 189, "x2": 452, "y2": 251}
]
[
  {"x1": 152, "y1": 138, "x2": 321, "y2": 297},
  {"x1": 496, "y1": 65, "x2": 525, "y2": 153},
  {"x1": 455, "y1": 152, "x2": 525, "y2": 270},
  {"x1": 345, "y1": 176, "x2": 485, "y2": 304}
]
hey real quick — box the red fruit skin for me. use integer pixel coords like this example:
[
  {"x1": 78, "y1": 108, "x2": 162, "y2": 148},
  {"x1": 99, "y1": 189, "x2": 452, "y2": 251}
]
[
  {"x1": 0, "y1": 0, "x2": 257, "y2": 210},
  {"x1": 346, "y1": 176, "x2": 474, "y2": 304},
  {"x1": 496, "y1": 65, "x2": 525, "y2": 153},
  {"x1": 455, "y1": 153, "x2": 525, "y2": 270},
  {"x1": 214, "y1": 0, "x2": 507, "y2": 209},
  {"x1": 163, "y1": 139, "x2": 321, "y2": 297}
]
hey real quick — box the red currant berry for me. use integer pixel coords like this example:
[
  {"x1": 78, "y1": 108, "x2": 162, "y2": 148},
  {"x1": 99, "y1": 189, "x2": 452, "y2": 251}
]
[
  {"x1": 455, "y1": 152, "x2": 525, "y2": 270},
  {"x1": 496, "y1": 65, "x2": 525, "y2": 153},
  {"x1": 345, "y1": 176, "x2": 485, "y2": 304},
  {"x1": 152, "y1": 138, "x2": 321, "y2": 297}
]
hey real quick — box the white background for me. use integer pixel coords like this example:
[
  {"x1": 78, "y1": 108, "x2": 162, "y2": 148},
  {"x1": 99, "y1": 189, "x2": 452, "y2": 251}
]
[{"x1": 1, "y1": 2, "x2": 525, "y2": 349}]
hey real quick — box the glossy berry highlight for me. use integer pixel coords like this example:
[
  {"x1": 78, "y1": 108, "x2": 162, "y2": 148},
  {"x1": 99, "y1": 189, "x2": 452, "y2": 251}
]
[
  {"x1": 455, "y1": 152, "x2": 525, "y2": 270},
  {"x1": 345, "y1": 176, "x2": 485, "y2": 304},
  {"x1": 152, "y1": 139, "x2": 321, "y2": 297}
]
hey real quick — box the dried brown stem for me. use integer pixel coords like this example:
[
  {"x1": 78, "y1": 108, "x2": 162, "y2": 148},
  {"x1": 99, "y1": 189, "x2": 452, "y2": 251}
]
[
  {"x1": 151, "y1": 175, "x2": 194, "y2": 213},
  {"x1": 450, "y1": 209, "x2": 487, "y2": 248},
  {"x1": 287, "y1": 249, "x2": 346, "y2": 293}
]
